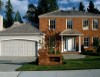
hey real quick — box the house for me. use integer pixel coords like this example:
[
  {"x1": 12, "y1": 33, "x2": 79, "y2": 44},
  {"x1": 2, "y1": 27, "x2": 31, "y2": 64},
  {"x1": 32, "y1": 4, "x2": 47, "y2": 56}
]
[
  {"x1": 0, "y1": 15, "x2": 43, "y2": 56},
  {"x1": 39, "y1": 10, "x2": 100, "y2": 53}
]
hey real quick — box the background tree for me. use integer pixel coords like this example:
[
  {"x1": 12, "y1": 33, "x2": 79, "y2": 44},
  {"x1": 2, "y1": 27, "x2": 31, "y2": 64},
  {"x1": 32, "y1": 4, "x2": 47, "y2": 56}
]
[
  {"x1": 14, "y1": 11, "x2": 23, "y2": 23},
  {"x1": 48, "y1": 0, "x2": 58, "y2": 12},
  {"x1": 79, "y1": 2, "x2": 85, "y2": 11},
  {"x1": 37, "y1": 0, "x2": 49, "y2": 15},
  {"x1": 0, "y1": 0, "x2": 3, "y2": 14},
  {"x1": 24, "y1": 4, "x2": 36, "y2": 24},
  {"x1": 87, "y1": 1, "x2": 100, "y2": 14},
  {"x1": 5, "y1": 0, "x2": 14, "y2": 28}
]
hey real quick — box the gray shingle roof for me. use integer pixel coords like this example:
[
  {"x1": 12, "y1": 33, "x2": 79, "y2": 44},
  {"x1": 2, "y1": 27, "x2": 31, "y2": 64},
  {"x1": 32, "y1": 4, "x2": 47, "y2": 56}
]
[
  {"x1": 60, "y1": 29, "x2": 83, "y2": 36},
  {"x1": 39, "y1": 10, "x2": 100, "y2": 17},
  {"x1": 0, "y1": 23, "x2": 43, "y2": 36}
]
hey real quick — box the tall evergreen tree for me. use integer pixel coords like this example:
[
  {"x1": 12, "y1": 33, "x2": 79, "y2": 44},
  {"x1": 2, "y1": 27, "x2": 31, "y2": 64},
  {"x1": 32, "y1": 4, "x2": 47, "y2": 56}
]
[
  {"x1": 87, "y1": 1, "x2": 95, "y2": 13},
  {"x1": 87, "y1": 1, "x2": 100, "y2": 14},
  {"x1": 37, "y1": 0, "x2": 49, "y2": 15},
  {"x1": 48, "y1": 0, "x2": 58, "y2": 12},
  {"x1": 5, "y1": 0, "x2": 14, "y2": 28},
  {"x1": 79, "y1": 2, "x2": 85, "y2": 11},
  {"x1": 24, "y1": 4, "x2": 36, "y2": 23},
  {"x1": 14, "y1": 11, "x2": 23, "y2": 23},
  {"x1": 0, "y1": 0, "x2": 3, "y2": 14}
]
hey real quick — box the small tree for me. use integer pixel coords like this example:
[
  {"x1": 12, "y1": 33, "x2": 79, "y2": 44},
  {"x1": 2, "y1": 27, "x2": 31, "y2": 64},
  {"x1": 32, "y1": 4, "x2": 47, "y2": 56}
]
[{"x1": 45, "y1": 30, "x2": 60, "y2": 54}]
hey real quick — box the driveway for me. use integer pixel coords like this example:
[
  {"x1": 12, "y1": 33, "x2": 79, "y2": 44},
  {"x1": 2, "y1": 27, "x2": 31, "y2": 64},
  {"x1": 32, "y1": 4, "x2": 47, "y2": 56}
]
[{"x1": 0, "y1": 56, "x2": 36, "y2": 71}]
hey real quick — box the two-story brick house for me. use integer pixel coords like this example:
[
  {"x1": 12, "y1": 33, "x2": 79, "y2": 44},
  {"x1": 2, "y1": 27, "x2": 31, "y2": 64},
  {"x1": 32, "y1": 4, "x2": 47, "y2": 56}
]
[{"x1": 39, "y1": 10, "x2": 100, "y2": 53}]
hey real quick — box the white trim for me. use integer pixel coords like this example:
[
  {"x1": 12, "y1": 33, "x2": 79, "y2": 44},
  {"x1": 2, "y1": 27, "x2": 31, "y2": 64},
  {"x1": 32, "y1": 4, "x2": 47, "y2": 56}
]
[
  {"x1": 48, "y1": 19, "x2": 50, "y2": 30},
  {"x1": 61, "y1": 36, "x2": 63, "y2": 52},
  {"x1": 79, "y1": 36, "x2": 81, "y2": 52},
  {"x1": 66, "y1": 19, "x2": 67, "y2": 29},
  {"x1": 92, "y1": 19, "x2": 99, "y2": 30}
]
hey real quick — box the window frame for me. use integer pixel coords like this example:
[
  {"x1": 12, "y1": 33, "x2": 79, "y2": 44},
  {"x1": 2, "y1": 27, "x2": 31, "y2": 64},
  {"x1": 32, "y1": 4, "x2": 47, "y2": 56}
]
[
  {"x1": 66, "y1": 19, "x2": 73, "y2": 29},
  {"x1": 82, "y1": 19, "x2": 89, "y2": 30},
  {"x1": 49, "y1": 19, "x2": 56, "y2": 30},
  {"x1": 92, "y1": 19, "x2": 99, "y2": 30},
  {"x1": 83, "y1": 37, "x2": 89, "y2": 48}
]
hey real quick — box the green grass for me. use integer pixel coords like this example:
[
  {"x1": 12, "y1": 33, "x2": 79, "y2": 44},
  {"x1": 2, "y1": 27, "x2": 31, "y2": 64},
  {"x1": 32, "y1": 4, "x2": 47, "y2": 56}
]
[{"x1": 16, "y1": 55, "x2": 100, "y2": 71}]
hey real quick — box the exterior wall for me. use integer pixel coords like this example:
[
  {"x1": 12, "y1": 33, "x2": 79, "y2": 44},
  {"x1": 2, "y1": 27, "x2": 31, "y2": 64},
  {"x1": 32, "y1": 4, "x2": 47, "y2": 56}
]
[{"x1": 39, "y1": 17, "x2": 100, "y2": 51}]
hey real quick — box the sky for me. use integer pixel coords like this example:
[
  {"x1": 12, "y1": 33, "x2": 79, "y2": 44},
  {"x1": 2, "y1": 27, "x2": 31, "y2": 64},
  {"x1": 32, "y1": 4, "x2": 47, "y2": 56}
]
[{"x1": 1, "y1": 0, "x2": 100, "y2": 18}]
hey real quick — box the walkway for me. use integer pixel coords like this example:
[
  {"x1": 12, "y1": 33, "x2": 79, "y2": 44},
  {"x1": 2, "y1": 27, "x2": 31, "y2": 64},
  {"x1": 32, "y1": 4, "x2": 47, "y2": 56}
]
[{"x1": 0, "y1": 69, "x2": 100, "y2": 77}]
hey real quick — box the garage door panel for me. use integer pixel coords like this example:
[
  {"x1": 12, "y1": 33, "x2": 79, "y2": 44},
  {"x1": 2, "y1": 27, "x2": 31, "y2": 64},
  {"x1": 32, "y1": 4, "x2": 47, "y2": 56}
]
[{"x1": 1, "y1": 40, "x2": 36, "y2": 56}]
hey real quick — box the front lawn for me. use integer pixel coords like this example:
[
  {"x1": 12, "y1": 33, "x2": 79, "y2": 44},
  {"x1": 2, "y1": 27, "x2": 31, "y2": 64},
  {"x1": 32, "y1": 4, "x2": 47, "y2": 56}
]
[{"x1": 16, "y1": 55, "x2": 100, "y2": 71}]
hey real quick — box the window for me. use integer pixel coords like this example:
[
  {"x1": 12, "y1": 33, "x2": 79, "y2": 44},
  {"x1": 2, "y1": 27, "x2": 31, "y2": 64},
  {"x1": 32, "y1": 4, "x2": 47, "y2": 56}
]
[
  {"x1": 92, "y1": 37, "x2": 99, "y2": 46},
  {"x1": 93, "y1": 19, "x2": 99, "y2": 30},
  {"x1": 49, "y1": 36, "x2": 56, "y2": 48},
  {"x1": 49, "y1": 19, "x2": 56, "y2": 30},
  {"x1": 84, "y1": 37, "x2": 89, "y2": 47},
  {"x1": 67, "y1": 19, "x2": 73, "y2": 29},
  {"x1": 83, "y1": 19, "x2": 89, "y2": 30},
  {"x1": 92, "y1": 37, "x2": 98, "y2": 43}
]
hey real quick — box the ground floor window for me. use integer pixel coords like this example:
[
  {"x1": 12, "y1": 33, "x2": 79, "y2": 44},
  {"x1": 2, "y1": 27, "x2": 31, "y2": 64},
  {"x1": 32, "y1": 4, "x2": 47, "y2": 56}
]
[
  {"x1": 83, "y1": 37, "x2": 89, "y2": 47},
  {"x1": 92, "y1": 37, "x2": 99, "y2": 46}
]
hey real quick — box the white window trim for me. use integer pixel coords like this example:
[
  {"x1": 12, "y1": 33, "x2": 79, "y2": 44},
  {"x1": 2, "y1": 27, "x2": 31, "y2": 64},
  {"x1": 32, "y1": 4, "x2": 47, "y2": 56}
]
[
  {"x1": 82, "y1": 19, "x2": 89, "y2": 30},
  {"x1": 83, "y1": 37, "x2": 89, "y2": 48},
  {"x1": 48, "y1": 19, "x2": 56, "y2": 30},
  {"x1": 49, "y1": 19, "x2": 50, "y2": 30},
  {"x1": 66, "y1": 19, "x2": 73, "y2": 30},
  {"x1": 92, "y1": 19, "x2": 99, "y2": 30}
]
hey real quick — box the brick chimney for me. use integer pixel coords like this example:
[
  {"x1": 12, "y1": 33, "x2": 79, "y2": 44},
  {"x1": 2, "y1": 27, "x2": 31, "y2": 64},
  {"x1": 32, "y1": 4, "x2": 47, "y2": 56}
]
[{"x1": 0, "y1": 15, "x2": 3, "y2": 31}]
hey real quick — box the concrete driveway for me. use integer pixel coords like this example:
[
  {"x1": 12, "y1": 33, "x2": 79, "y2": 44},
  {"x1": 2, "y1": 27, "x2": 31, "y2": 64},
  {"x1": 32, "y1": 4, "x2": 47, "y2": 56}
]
[{"x1": 0, "y1": 56, "x2": 36, "y2": 71}]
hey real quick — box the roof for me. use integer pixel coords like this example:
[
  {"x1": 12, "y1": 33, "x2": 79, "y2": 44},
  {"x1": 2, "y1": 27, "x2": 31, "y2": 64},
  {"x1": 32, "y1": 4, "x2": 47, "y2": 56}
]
[
  {"x1": 0, "y1": 22, "x2": 43, "y2": 36},
  {"x1": 39, "y1": 10, "x2": 100, "y2": 18},
  {"x1": 60, "y1": 29, "x2": 83, "y2": 36}
]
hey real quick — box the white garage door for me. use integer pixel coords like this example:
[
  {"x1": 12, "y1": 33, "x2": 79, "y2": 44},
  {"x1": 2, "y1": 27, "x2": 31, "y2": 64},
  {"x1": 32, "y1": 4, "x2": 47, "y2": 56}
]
[{"x1": 1, "y1": 39, "x2": 36, "y2": 56}]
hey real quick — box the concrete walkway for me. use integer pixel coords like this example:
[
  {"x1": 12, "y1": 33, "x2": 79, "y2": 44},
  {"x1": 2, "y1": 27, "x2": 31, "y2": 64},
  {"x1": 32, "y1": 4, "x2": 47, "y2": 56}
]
[
  {"x1": 0, "y1": 56, "x2": 36, "y2": 71},
  {"x1": 62, "y1": 54, "x2": 86, "y2": 59},
  {"x1": 0, "y1": 69, "x2": 100, "y2": 77}
]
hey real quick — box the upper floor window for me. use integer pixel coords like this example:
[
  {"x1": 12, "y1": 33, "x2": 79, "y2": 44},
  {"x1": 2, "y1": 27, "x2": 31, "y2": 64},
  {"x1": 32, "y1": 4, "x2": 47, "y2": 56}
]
[
  {"x1": 67, "y1": 19, "x2": 73, "y2": 29},
  {"x1": 92, "y1": 19, "x2": 99, "y2": 30},
  {"x1": 83, "y1": 19, "x2": 89, "y2": 30},
  {"x1": 83, "y1": 37, "x2": 89, "y2": 48},
  {"x1": 49, "y1": 19, "x2": 56, "y2": 30}
]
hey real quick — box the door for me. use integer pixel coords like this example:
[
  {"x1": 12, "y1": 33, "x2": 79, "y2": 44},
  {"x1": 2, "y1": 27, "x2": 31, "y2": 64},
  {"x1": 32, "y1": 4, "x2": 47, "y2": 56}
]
[
  {"x1": 65, "y1": 38, "x2": 74, "y2": 51},
  {"x1": 1, "y1": 39, "x2": 36, "y2": 56}
]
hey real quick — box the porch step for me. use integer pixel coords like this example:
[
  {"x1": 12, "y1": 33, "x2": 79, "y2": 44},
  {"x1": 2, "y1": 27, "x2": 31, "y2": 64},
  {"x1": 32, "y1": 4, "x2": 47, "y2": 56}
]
[{"x1": 62, "y1": 54, "x2": 86, "y2": 59}]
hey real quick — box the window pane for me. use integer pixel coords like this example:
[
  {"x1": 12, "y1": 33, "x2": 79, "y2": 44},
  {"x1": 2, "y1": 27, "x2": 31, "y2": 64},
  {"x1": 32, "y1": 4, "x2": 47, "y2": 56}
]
[
  {"x1": 83, "y1": 19, "x2": 89, "y2": 30},
  {"x1": 50, "y1": 19, "x2": 56, "y2": 30},
  {"x1": 84, "y1": 37, "x2": 89, "y2": 47},
  {"x1": 93, "y1": 19, "x2": 98, "y2": 30},
  {"x1": 67, "y1": 19, "x2": 73, "y2": 29}
]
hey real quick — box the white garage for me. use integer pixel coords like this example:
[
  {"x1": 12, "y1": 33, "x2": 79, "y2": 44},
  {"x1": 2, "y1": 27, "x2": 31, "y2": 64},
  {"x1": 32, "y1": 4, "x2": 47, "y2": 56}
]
[
  {"x1": 1, "y1": 39, "x2": 36, "y2": 56},
  {"x1": 0, "y1": 22, "x2": 43, "y2": 56}
]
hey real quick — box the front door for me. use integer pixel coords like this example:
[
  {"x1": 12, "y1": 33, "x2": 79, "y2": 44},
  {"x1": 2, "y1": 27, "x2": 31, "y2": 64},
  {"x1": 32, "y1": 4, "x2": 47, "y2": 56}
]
[
  {"x1": 66, "y1": 38, "x2": 73, "y2": 51},
  {"x1": 64, "y1": 37, "x2": 75, "y2": 52}
]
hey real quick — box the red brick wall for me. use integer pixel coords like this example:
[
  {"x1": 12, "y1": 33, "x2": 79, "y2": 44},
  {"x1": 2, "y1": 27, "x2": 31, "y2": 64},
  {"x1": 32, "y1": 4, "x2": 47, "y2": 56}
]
[{"x1": 39, "y1": 17, "x2": 100, "y2": 50}]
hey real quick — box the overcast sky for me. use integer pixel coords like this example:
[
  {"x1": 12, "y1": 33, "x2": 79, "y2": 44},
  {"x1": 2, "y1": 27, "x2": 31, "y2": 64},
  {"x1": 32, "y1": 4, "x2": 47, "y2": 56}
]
[{"x1": 2, "y1": 0, "x2": 100, "y2": 17}]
